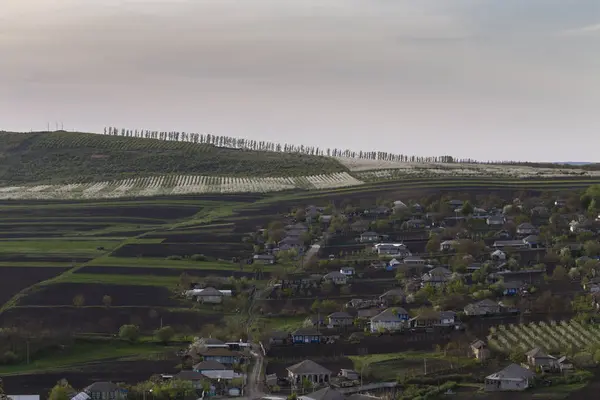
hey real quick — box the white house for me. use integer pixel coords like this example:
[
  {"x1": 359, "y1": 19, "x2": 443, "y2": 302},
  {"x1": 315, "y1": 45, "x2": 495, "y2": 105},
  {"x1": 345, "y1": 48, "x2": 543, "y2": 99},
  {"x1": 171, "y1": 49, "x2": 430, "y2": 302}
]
[
  {"x1": 340, "y1": 267, "x2": 355, "y2": 277},
  {"x1": 370, "y1": 307, "x2": 409, "y2": 333},
  {"x1": 375, "y1": 243, "x2": 411, "y2": 257},
  {"x1": 440, "y1": 240, "x2": 458, "y2": 251}
]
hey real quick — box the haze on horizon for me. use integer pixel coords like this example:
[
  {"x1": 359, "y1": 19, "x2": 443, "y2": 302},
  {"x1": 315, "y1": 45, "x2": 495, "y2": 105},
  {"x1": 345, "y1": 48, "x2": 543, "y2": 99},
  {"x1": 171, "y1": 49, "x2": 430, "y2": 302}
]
[{"x1": 1, "y1": 0, "x2": 599, "y2": 162}]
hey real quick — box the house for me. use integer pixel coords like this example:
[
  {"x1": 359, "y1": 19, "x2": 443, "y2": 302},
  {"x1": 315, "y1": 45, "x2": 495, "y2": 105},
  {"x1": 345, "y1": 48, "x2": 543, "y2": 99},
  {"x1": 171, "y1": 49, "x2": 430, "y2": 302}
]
[
  {"x1": 174, "y1": 370, "x2": 209, "y2": 389},
  {"x1": 299, "y1": 387, "x2": 344, "y2": 400},
  {"x1": 470, "y1": 339, "x2": 490, "y2": 361},
  {"x1": 402, "y1": 219, "x2": 426, "y2": 230},
  {"x1": 491, "y1": 249, "x2": 506, "y2": 261},
  {"x1": 421, "y1": 267, "x2": 452, "y2": 287},
  {"x1": 278, "y1": 236, "x2": 304, "y2": 250},
  {"x1": 500, "y1": 281, "x2": 522, "y2": 296},
  {"x1": 323, "y1": 271, "x2": 348, "y2": 285},
  {"x1": 526, "y1": 348, "x2": 557, "y2": 371},
  {"x1": 410, "y1": 310, "x2": 455, "y2": 328},
  {"x1": 193, "y1": 360, "x2": 228, "y2": 372},
  {"x1": 328, "y1": 312, "x2": 354, "y2": 327},
  {"x1": 379, "y1": 288, "x2": 405, "y2": 304},
  {"x1": 292, "y1": 327, "x2": 322, "y2": 344},
  {"x1": 448, "y1": 199, "x2": 463, "y2": 208},
  {"x1": 268, "y1": 331, "x2": 290, "y2": 346},
  {"x1": 522, "y1": 235, "x2": 541, "y2": 249},
  {"x1": 84, "y1": 382, "x2": 125, "y2": 400},
  {"x1": 557, "y1": 356, "x2": 574, "y2": 372},
  {"x1": 440, "y1": 240, "x2": 458, "y2": 251},
  {"x1": 485, "y1": 363, "x2": 535, "y2": 392},
  {"x1": 338, "y1": 369, "x2": 360, "y2": 380},
  {"x1": 516, "y1": 223, "x2": 537, "y2": 236},
  {"x1": 199, "y1": 348, "x2": 242, "y2": 365},
  {"x1": 287, "y1": 359, "x2": 332, "y2": 386},
  {"x1": 253, "y1": 254, "x2": 275, "y2": 264},
  {"x1": 367, "y1": 206, "x2": 391, "y2": 216},
  {"x1": 492, "y1": 240, "x2": 528, "y2": 250},
  {"x1": 530, "y1": 206, "x2": 549, "y2": 217},
  {"x1": 376, "y1": 243, "x2": 411, "y2": 257},
  {"x1": 360, "y1": 231, "x2": 380, "y2": 243},
  {"x1": 370, "y1": 307, "x2": 409, "y2": 333},
  {"x1": 339, "y1": 267, "x2": 355, "y2": 277},
  {"x1": 195, "y1": 287, "x2": 225, "y2": 304},
  {"x1": 464, "y1": 299, "x2": 501, "y2": 316},
  {"x1": 393, "y1": 200, "x2": 409, "y2": 210},
  {"x1": 487, "y1": 215, "x2": 506, "y2": 226},
  {"x1": 403, "y1": 256, "x2": 426, "y2": 266},
  {"x1": 412, "y1": 203, "x2": 424, "y2": 213}
]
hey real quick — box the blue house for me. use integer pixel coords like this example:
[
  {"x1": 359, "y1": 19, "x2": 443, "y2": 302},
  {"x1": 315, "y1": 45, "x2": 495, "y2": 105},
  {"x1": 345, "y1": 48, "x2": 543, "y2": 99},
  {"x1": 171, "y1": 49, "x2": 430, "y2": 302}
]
[
  {"x1": 292, "y1": 327, "x2": 322, "y2": 344},
  {"x1": 199, "y1": 348, "x2": 243, "y2": 365}
]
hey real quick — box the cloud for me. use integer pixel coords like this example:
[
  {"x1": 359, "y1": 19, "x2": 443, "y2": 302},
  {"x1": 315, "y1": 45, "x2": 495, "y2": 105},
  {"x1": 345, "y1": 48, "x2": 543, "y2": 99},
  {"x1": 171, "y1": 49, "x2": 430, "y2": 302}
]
[{"x1": 558, "y1": 22, "x2": 600, "y2": 36}]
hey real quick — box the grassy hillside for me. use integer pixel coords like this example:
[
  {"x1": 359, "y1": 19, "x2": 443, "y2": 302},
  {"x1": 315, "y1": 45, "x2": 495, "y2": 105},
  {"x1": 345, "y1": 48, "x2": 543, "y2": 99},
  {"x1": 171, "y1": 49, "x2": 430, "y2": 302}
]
[{"x1": 0, "y1": 131, "x2": 347, "y2": 185}]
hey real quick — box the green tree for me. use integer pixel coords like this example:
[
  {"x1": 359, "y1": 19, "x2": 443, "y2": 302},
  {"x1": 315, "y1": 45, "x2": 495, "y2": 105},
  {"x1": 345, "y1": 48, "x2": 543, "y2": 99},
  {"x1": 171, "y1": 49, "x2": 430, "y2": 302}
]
[
  {"x1": 155, "y1": 326, "x2": 175, "y2": 344},
  {"x1": 551, "y1": 265, "x2": 568, "y2": 281},
  {"x1": 460, "y1": 201, "x2": 474, "y2": 216},
  {"x1": 119, "y1": 324, "x2": 140, "y2": 342},
  {"x1": 48, "y1": 380, "x2": 74, "y2": 400},
  {"x1": 584, "y1": 240, "x2": 600, "y2": 257}
]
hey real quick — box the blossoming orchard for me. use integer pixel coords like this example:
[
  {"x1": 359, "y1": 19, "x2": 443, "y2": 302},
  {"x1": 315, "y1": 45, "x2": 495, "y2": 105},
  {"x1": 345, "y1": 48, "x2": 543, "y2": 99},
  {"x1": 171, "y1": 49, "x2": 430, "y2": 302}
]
[{"x1": 0, "y1": 173, "x2": 364, "y2": 200}]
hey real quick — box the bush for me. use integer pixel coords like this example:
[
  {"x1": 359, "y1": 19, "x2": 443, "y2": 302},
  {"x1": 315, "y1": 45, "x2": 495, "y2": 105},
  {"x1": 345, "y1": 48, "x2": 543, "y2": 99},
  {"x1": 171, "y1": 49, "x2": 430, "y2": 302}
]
[
  {"x1": 0, "y1": 350, "x2": 19, "y2": 365},
  {"x1": 119, "y1": 324, "x2": 140, "y2": 342},
  {"x1": 166, "y1": 255, "x2": 183, "y2": 261},
  {"x1": 155, "y1": 326, "x2": 176, "y2": 344},
  {"x1": 190, "y1": 254, "x2": 207, "y2": 261}
]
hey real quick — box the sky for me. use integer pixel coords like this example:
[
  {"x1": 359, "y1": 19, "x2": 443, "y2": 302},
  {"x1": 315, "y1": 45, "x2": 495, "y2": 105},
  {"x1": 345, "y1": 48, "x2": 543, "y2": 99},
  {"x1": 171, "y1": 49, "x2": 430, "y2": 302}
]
[{"x1": 1, "y1": 0, "x2": 599, "y2": 162}]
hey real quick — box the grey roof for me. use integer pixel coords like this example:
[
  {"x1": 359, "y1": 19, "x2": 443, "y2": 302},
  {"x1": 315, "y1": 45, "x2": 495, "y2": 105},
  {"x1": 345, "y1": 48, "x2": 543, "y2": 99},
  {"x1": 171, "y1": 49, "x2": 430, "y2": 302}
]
[
  {"x1": 523, "y1": 235, "x2": 540, "y2": 243},
  {"x1": 84, "y1": 382, "x2": 119, "y2": 392},
  {"x1": 476, "y1": 299, "x2": 498, "y2": 308},
  {"x1": 175, "y1": 370, "x2": 206, "y2": 381},
  {"x1": 193, "y1": 360, "x2": 227, "y2": 371},
  {"x1": 526, "y1": 347, "x2": 554, "y2": 359},
  {"x1": 371, "y1": 307, "x2": 408, "y2": 322},
  {"x1": 199, "y1": 337, "x2": 225, "y2": 345},
  {"x1": 471, "y1": 339, "x2": 486, "y2": 349},
  {"x1": 347, "y1": 395, "x2": 381, "y2": 400},
  {"x1": 287, "y1": 359, "x2": 332, "y2": 375},
  {"x1": 293, "y1": 327, "x2": 322, "y2": 336},
  {"x1": 429, "y1": 267, "x2": 451, "y2": 275},
  {"x1": 328, "y1": 311, "x2": 353, "y2": 319},
  {"x1": 380, "y1": 288, "x2": 404, "y2": 298},
  {"x1": 198, "y1": 287, "x2": 223, "y2": 296},
  {"x1": 517, "y1": 223, "x2": 535, "y2": 229},
  {"x1": 270, "y1": 331, "x2": 290, "y2": 340},
  {"x1": 361, "y1": 231, "x2": 379, "y2": 236},
  {"x1": 304, "y1": 387, "x2": 345, "y2": 400},
  {"x1": 439, "y1": 311, "x2": 456, "y2": 319},
  {"x1": 357, "y1": 309, "x2": 381, "y2": 318},
  {"x1": 486, "y1": 363, "x2": 535, "y2": 381}
]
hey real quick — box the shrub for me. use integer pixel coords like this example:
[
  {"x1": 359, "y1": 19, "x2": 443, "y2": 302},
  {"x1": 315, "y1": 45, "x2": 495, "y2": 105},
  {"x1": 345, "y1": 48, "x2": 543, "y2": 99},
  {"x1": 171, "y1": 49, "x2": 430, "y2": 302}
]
[
  {"x1": 155, "y1": 326, "x2": 176, "y2": 344},
  {"x1": 190, "y1": 254, "x2": 207, "y2": 261},
  {"x1": 166, "y1": 255, "x2": 183, "y2": 261},
  {"x1": 119, "y1": 324, "x2": 140, "y2": 342},
  {"x1": 0, "y1": 350, "x2": 19, "y2": 365}
]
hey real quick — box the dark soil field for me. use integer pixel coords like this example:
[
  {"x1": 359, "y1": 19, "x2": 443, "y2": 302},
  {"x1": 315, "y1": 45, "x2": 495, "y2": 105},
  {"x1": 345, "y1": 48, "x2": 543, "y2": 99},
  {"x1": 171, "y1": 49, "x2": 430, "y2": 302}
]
[
  {"x1": 111, "y1": 242, "x2": 252, "y2": 259},
  {"x1": 16, "y1": 283, "x2": 185, "y2": 307},
  {"x1": 0, "y1": 306, "x2": 220, "y2": 333},
  {"x1": 76, "y1": 265, "x2": 264, "y2": 279},
  {"x1": 0, "y1": 266, "x2": 71, "y2": 306},
  {"x1": 0, "y1": 255, "x2": 91, "y2": 263},
  {"x1": 0, "y1": 205, "x2": 200, "y2": 220},
  {"x1": 142, "y1": 231, "x2": 246, "y2": 244},
  {"x1": 1, "y1": 358, "x2": 181, "y2": 396}
]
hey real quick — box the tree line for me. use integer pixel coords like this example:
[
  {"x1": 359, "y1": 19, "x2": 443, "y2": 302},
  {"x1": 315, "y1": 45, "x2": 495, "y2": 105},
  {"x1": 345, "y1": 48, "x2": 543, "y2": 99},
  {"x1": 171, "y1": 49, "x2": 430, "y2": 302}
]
[{"x1": 100, "y1": 127, "x2": 598, "y2": 169}]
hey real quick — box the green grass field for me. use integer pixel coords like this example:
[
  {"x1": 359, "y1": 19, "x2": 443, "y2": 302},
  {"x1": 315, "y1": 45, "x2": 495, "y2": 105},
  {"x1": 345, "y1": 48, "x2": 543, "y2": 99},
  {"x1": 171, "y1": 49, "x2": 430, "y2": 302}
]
[{"x1": 0, "y1": 239, "x2": 121, "y2": 256}]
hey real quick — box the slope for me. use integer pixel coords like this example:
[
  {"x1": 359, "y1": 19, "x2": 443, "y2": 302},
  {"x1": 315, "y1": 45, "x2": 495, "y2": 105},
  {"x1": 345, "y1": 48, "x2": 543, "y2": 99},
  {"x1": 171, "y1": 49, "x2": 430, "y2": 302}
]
[{"x1": 0, "y1": 131, "x2": 348, "y2": 185}]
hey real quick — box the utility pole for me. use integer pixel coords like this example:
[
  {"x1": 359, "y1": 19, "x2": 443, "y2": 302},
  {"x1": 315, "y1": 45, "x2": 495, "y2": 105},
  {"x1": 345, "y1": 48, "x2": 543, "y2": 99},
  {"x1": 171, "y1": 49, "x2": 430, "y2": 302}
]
[
  {"x1": 424, "y1": 358, "x2": 427, "y2": 375},
  {"x1": 26, "y1": 340, "x2": 30, "y2": 364}
]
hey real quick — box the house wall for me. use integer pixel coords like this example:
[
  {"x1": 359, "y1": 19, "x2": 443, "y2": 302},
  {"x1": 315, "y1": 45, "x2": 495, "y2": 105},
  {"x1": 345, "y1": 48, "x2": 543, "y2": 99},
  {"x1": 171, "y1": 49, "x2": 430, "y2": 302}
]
[
  {"x1": 485, "y1": 378, "x2": 528, "y2": 392},
  {"x1": 370, "y1": 320, "x2": 404, "y2": 333},
  {"x1": 199, "y1": 295, "x2": 223, "y2": 304}
]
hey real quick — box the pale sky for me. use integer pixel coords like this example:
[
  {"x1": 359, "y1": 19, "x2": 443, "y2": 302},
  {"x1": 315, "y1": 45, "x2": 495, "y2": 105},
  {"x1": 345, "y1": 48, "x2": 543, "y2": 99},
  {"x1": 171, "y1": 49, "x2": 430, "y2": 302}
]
[{"x1": 1, "y1": 0, "x2": 599, "y2": 162}]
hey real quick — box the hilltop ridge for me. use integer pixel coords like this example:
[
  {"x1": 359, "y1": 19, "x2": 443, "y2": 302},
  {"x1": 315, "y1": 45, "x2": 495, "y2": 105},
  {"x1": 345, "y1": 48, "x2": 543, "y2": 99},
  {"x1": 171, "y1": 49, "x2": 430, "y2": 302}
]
[{"x1": 0, "y1": 131, "x2": 347, "y2": 186}]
